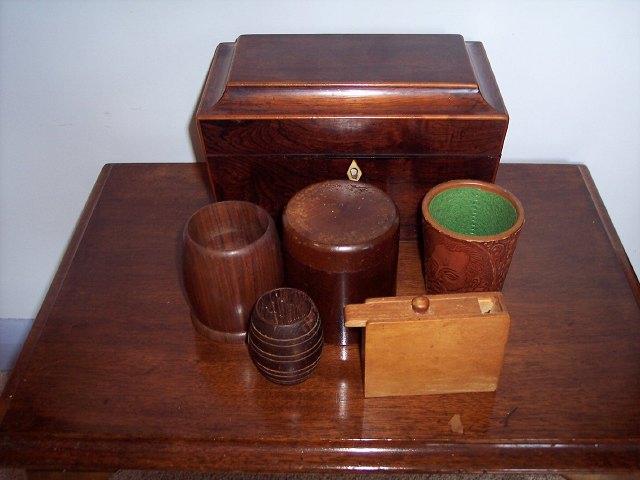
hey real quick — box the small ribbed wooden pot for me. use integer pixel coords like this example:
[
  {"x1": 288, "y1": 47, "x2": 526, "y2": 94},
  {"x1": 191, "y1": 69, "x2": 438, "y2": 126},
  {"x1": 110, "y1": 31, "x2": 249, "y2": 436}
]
[
  {"x1": 248, "y1": 288, "x2": 323, "y2": 385},
  {"x1": 283, "y1": 180, "x2": 400, "y2": 345}
]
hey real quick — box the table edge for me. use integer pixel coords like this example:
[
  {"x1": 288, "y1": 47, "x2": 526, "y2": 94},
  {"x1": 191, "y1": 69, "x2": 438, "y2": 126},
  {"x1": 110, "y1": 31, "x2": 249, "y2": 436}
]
[
  {"x1": 577, "y1": 165, "x2": 640, "y2": 306},
  {"x1": 1, "y1": 162, "x2": 639, "y2": 473},
  {"x1": 1, "y1": 436, "x2": 639, "y2": 472},
  {"x1": 0, "y1": 164, "x2": 114, "y2": 423}
]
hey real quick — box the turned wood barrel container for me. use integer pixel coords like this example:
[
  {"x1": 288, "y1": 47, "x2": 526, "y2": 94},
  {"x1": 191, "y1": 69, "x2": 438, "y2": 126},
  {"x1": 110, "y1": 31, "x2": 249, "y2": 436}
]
[
  {"x1": 248, "y1": 288, "x2": 323, "y2": 385},
  {"x1": 283, "y1": 180, "x2": 400, "y2": 345}
]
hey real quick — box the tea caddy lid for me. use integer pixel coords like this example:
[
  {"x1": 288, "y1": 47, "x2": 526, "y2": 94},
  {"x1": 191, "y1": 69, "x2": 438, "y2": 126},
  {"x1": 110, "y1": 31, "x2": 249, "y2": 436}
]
[
  {"x1": 282, "y1": 180, "x2": 399, "y2": 272},
  {"x1": 197, "y1": 34, "x2": 507, "y2": 121}
]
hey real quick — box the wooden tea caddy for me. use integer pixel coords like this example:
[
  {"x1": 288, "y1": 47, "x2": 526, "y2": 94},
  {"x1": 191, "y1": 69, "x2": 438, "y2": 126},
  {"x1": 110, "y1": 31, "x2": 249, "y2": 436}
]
[
  {"x1": 345, "y1": 292, "x2": 510, "y2": 398},
  {"x1": 195, "y1": 34, "x2": 508, "y2": 239},
  {"x1": 195, "y1": 33, "x2": 512, "y2": 395}
]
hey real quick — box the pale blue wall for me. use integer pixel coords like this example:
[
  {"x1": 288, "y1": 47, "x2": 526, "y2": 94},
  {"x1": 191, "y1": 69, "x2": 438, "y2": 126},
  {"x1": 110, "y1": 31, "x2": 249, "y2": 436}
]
[
  {"x1": 1, "y1": 0, "x2": 639, "y2": 323},
  {"x1": 0, "y1": 318, "x2": 30, "y2": 371}
]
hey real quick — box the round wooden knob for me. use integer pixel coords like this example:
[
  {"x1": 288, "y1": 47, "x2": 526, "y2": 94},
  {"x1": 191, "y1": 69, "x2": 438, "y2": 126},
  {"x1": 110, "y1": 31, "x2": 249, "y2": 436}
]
[{"x1": 411, "y1": 296, "x2": 430, "y2": 314}]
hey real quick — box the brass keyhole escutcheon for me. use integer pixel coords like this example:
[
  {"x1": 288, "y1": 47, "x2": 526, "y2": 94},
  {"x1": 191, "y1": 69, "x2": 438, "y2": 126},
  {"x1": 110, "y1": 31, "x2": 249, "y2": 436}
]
[{"x1": 347, "y1": 160, "x2": 362, "y2": 181}]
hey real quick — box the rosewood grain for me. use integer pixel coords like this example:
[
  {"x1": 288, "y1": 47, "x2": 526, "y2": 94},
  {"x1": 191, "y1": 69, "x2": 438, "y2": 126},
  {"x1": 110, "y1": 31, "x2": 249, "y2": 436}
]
[
  {"x1": 282, "y1": 180, "x2": 400, "y2": 345},
  {"x1": 199, "y1": 119, "x2": 507, "y2": 156},
  {"x1": 1, "y1": 163, "x2": 639, "y2": 474},
  {"x1": 196, "y1": 34, "x2": 508, "y2": 240},
  {"x1": 182, "y1": 201, "x2": 283, "y2": 342},
  {"x1": 209, "y1": 154, "x2": 499, "y2": 239},
  {"x1": 225, "y1": 34, "x2": 478, "y2": 86}
]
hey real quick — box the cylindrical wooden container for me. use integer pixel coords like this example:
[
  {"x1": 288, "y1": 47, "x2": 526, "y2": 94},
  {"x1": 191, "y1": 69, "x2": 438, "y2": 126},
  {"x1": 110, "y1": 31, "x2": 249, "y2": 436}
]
[
  {"x1": 183, "y1": 201, "x2": 283, "y2": 343},
  {"x1": 283, "y1": 180, "x2": 400, "y2": 345},
  {"x1": 421, "y1": 179, "x2": 525, "y2": 293},
  {"x1": 248, "y1": 288, "x2": 323, "y2": 385}
]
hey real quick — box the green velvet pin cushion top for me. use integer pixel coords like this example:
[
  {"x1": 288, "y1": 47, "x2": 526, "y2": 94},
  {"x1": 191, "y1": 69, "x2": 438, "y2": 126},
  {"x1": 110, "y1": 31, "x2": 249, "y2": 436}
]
[{"x1": 428, "y1": 187, "x2": 517, "y2": 237}]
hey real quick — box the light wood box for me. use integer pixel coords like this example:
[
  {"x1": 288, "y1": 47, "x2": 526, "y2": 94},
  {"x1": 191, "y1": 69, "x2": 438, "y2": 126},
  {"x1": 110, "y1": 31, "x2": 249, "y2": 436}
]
[{"x1": 345, "y1": 292, "x2": 510, "y2": 398}]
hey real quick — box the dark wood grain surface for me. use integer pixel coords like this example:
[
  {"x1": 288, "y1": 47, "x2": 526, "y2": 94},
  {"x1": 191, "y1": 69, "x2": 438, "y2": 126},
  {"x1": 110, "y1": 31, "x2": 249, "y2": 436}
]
[
  {"x1": 197, "y1": 35, "x2": 508, "y2": 241},
  {"x1": 1, "y1": 163, "x2": 639, "y2": 473},
  {"x1": 248, "y1": 288, "x2": 323, "y2": 385},
  {"x1": 197, "y1": 35, "x2": 507, "y2": 117},
  {"x1": 200, "y1": 120, "x2": 507, "y2": 155},
  {"x1": 283, "y1": 180, "x2": 399, "y2": 345},
  {"x1": 183, "y1": 201, "x2": 283, "y2": 343},
  {"x1": 227, "y1": 34, "x2": 478, "y2": 87},
  {"x1": 208, "y1": 154, "x2": 500, "y2": 240}
]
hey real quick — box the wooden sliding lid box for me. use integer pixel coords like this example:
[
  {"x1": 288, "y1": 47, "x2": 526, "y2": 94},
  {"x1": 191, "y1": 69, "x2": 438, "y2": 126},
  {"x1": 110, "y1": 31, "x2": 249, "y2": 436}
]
[{"x1": 196, "y1": 34, "x2": 508, "y2": 238}]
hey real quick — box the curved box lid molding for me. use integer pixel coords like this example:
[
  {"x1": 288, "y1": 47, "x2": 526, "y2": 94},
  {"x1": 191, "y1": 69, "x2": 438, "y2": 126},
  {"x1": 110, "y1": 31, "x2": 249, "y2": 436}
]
[{"x1": 197, "y1": 34, "x2": 508, "y2": 120}]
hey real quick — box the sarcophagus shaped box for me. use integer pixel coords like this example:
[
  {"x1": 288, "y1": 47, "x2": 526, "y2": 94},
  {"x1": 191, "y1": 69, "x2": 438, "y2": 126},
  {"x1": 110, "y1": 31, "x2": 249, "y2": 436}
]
[{"x1": 196, "y1": 34, "x2": 508, "y2": 239}]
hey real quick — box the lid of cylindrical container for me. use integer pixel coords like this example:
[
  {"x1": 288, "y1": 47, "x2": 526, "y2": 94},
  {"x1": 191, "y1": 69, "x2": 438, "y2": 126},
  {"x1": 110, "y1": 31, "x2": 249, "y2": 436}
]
[{"x1": 283, "y1": 180, "x2": 399, "y2": 272}]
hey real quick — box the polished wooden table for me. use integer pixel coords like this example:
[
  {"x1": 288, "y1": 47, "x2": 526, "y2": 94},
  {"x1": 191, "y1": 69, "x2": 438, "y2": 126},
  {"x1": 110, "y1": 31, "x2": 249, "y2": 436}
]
[{"x1": 1, "y1": 163, "x2": 639, "y2": 475}]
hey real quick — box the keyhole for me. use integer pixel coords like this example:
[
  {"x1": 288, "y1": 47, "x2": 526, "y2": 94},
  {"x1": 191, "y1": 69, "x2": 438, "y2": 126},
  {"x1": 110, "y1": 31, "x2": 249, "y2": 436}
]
[{"x1": 347, "y1": 160, "x2": 362, "y2": 181}]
